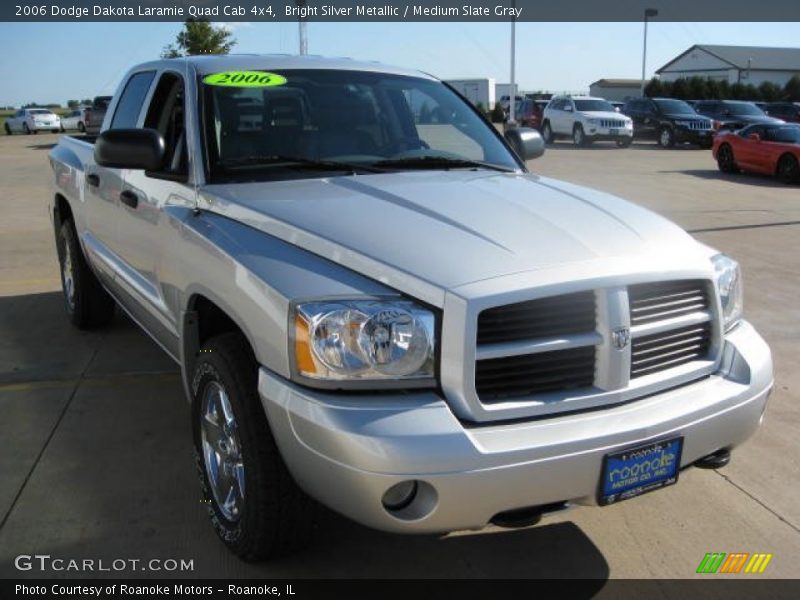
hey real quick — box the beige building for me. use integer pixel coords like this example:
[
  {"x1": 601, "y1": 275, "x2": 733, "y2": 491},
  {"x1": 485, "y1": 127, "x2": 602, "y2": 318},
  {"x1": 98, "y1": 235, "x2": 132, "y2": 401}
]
[{"x1": 588, "y1": 79, "x2": 642, "y2": 101}]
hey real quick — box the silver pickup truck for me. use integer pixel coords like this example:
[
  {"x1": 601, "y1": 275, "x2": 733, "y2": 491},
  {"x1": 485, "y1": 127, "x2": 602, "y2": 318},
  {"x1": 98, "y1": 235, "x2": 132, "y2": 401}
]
[{"x1": 48, "y1": 55, "x2": 773, "y2": 561}]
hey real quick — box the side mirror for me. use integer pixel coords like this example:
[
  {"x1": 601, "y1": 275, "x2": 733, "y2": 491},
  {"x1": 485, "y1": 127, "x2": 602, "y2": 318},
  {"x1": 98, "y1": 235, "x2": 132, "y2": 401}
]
[
  {"x1": 505, "y1": 127, "x2": 545, "y2": 161},
  {"x1": 748, "y1": 133, "x2": 761, "y2": 142},
  {"x1": 95, "y1": 128, "x2": 166, "y2": 170}
]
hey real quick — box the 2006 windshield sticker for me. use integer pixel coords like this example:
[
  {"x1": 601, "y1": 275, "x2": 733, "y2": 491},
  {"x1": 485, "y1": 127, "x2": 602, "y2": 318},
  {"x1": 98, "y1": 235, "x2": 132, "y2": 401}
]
[{"x1": 202, "y1": 71, "x2": 287, "y2": 87}]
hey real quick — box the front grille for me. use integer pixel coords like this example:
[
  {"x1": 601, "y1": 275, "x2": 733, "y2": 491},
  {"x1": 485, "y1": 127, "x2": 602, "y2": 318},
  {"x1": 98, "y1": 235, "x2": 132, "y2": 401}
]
[
  {"x1": 476, "y1": 346, "x2": 596, "y2": 402},
  {"x1": 600, "y1": 119, "x2": 626, "y2": 128},
  {"x1": 678, "y1": 120, "x2": 712, "y2": 130},
  {"x1": 477, "y1": 291, "x2": 595, "y2": 345},
  {"x1": 628, "y1": 280, "x2": 710, "y2": 326},
  {"x1": 631, "y1": 322, "x2": 713, "y2": 378}
]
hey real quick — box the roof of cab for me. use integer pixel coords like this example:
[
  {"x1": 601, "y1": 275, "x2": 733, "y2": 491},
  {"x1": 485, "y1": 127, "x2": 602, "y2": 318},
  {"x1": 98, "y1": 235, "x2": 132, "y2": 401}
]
[{"x1": 131, "y1": 54, "x2": 436, "y2": 80}]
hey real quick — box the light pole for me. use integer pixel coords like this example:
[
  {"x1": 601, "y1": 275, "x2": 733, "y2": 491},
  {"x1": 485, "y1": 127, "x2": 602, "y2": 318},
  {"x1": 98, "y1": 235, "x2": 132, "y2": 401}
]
[
  {"x1": 508, "y1": 0, "x2": 517, "y2": 125},
  {"x1": 640, "y1": 8, "x2": 658, "y2": 97},
  {"x1": 297, "y1": 0, "x2": 308, "y2": 55}
]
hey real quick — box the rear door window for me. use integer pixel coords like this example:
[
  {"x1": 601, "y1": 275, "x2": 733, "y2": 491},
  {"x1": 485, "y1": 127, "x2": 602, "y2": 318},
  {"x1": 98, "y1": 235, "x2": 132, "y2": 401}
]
[{"x1": 110, "y1": 71, "x2": 156, "y2": 129}]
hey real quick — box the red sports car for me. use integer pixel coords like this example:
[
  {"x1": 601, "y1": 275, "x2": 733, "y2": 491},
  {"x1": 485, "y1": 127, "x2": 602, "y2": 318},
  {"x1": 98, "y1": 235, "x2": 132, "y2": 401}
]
[{"x1": 713, "y1": 123, "x2": 800, "y2": 184}]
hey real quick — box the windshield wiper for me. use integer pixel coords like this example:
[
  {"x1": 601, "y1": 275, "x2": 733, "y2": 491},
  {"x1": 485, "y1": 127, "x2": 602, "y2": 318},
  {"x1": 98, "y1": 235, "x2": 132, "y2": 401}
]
[
  {"x1": 372, "y1": 156, "x2": 515, "y2": 173},
  {"x1": 218, "y1": 155, "x2": 384, "y2": 173}
]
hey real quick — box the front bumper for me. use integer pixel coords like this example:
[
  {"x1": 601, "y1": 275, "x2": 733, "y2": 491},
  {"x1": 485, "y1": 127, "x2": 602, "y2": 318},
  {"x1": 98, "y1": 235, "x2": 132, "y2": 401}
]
[
  {"x1": 585, "y1": 127, "x2": 633, "y2": 141},
  {"x1": 258, "y1": 321, "x2": 772, "y2": 534},
  {"x1": 675, "y1": 128, "x2": 715, "y2": 144}
]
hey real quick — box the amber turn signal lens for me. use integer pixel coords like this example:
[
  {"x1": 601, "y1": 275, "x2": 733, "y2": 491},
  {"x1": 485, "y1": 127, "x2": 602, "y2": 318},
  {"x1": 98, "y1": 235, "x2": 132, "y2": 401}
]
[{"x1": 294, "y1": 314, "x2": 317, "y2": 375}]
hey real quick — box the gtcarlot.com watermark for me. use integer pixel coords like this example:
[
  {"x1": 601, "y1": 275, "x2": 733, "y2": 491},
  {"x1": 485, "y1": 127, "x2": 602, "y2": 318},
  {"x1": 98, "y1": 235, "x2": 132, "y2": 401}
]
[{"x1": 14, "y1": 554, "x2": 194, "y2": 573}]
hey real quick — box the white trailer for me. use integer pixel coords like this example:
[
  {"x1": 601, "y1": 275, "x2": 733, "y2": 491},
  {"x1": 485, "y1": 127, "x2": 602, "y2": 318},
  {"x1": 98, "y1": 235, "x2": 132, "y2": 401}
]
[{"x1": 445, "y1": 78, "x2": 496, "y2": 109}]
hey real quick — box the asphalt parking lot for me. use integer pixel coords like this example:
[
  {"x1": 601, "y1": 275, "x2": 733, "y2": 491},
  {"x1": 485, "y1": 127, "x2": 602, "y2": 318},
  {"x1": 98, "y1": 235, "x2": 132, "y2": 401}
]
[{"x1": 0, "y1": 132, "x2": 798, "y2": 580}]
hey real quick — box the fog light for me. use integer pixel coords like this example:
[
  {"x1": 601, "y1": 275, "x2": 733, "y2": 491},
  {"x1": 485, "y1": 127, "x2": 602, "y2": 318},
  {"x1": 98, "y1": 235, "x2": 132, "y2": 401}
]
[{"x1": 381, "y1": 480, "x2": 418, "y2": 511}]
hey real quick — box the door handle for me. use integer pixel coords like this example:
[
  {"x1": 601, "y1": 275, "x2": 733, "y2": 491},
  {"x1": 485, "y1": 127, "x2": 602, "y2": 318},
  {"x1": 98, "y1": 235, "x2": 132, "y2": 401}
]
[
  {"x1": 86, "y1": 173, "x2": 100, "y2": 187},
  {"x1": 120, "y1": 190, "x2": 139, "y2": 209}
]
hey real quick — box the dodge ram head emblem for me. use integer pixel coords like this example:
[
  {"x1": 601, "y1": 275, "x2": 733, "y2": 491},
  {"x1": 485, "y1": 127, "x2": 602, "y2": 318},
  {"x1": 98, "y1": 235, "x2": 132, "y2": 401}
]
[{"x1": 612, "y1": 327, "x2": 631, "y2": 350}]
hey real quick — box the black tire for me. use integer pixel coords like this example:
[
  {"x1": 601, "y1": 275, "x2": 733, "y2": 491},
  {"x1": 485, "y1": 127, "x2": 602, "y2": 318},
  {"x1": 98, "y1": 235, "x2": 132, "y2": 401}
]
[
  {"x1": 716, "y1": 143, "x2": 738, "y2": 174},
  {"x1": 56, "y1": 219, "x2": 116, "y2": 329},
  {"x1": 60, "y1": 125, "x2": 65, "y2": 133},
  {"x1": 192, "y1": 332, "x2": 315, "y2": 561},
  {"x1": 573, "y1": 124, "x2": 588, "y2": 147},
  {"x1": 78, "y1": 122, "x2": 85, "y2": 133},
  {"x1": 23, "y1": 123, "x2": 31, "y2": 135},
  {"x1": 4, "y1": 123, "x2": 10, "y2": 136},
  {"x1": 658, "y1": 126, "x2": 675, "y2": 148},
  {"x1": 777, "y1": 154, "x2": 800, "y2": 184},
  {"x1": 541, "y1": 121, "x2": 554, "y2": 144},
  {"x1": 616, "y1": 138, "x2": 633, "y2": 148}
]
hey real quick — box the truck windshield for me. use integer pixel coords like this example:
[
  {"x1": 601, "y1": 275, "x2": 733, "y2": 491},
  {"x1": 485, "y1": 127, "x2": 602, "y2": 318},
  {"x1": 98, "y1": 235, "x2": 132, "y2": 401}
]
[{"x1": 201, "y1": 69, "x2": 520, "y2": 181}]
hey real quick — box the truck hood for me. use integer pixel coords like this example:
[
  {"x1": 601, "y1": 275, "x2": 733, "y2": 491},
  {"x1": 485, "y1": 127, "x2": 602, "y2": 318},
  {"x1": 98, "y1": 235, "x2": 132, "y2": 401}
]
[
  {"x1": 202, "y1": 171, "x2": 704, "y2": 306},
  {"x1": 580, "y1": 111, "x2": 628, "y2": 120}
]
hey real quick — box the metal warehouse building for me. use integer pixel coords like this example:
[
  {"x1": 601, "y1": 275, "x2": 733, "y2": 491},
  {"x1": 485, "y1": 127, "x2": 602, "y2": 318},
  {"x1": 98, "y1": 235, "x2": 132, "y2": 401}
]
[{"x1": 656, "y1": 44, "x2": 800, "y2": 86}]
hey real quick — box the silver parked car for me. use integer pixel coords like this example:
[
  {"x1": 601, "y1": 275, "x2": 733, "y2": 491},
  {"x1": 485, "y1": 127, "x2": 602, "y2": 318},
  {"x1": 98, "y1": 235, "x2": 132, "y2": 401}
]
[
  {"x1": 60, "y1": 107, "x2": 88, "y2": 132},
  {"x1": 48, "y1": 55, "x2": 773, "y2": 561},
  {"x1": 5, "y1": 108, "x2": 61, "y2": 134}
]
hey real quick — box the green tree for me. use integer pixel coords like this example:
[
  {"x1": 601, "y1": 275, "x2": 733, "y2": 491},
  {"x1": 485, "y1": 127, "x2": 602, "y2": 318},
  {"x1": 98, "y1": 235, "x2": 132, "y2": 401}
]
[
  {"x1": 161, "y1": 19, "x2": 236, "y2": 58},
  {"x1": 784, "y1": 75, "x2": 800, "y2": 101},
  {"x1": 81, "y1": 98, "x2": 93, "y2": 106},
  {"x1": 687, "y1": 76, "x2": 707, "y2": 100},
  {"x1": 669, "y1": 78, "x2": 690, "y2": 99},
  {"x1": 758, "y1": 81, "x2": 783, "y2": 102},
  {"x1": 67, "y1": 99, "x2": 80, "y2": 108},
  {"x1": 490, "y1": 103, "x2": 505, "y2": 123},
  {"x1": 644, "y1": 77, "x2": 664, "y2": 97}
]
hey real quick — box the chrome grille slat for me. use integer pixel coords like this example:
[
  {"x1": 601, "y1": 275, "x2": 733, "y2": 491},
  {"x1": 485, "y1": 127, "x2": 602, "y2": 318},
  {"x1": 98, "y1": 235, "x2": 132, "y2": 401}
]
[
  {"x1": 631, "y1": 321, "x2": 713, "y2": 378},
  {"x1": 629, "y1": 280, "x2": 710, "y2": 326}
]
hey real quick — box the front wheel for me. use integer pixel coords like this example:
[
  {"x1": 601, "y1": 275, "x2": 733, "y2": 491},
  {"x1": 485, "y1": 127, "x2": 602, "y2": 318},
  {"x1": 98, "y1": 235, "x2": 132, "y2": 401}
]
[
  {"x1": 658, "y1": 127, "x2": 675, "y2": 148},
  {"x1": 541, "y1": 121, "x2": 554, "y2": 144},
  {"x1": 616, "y1": 138, "x2": 633, "y2": 148},
  {"x1": 4, "y1": 123, "x2": 10, "y2": 135},
  {"x1": 56, "y1": 219, "x2": 115, "y2": 329},
  {"x1": 78, "y1": 122, "x2": 85, "y2": 133},
  {"x1": 716, "y1": 144, "x2": 738, "y2": 174},
  {"x1": 777, "y1": 154, "x2": 799, "y2": 184},
  {"x1": 573, "y1": 124, "x2": 588, "y2": 147},
  {"x1": 193, "y1": 333, "x2": 315, "y2": 561},
  {"x1": 23, "y1": 123, "x2": 31, "y2": 135}
]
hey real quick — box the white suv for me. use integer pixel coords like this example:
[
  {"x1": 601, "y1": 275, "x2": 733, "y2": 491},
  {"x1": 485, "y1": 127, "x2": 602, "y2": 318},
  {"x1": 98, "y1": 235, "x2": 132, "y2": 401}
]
[{"x1": 542, "y1": 95, "x2": 633, "y2": 147}]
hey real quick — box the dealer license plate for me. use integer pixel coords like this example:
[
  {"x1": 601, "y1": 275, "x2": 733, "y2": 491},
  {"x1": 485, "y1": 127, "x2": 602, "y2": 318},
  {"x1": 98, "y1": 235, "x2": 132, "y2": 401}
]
[{"x1": 599, "y1": 437, "x2": 683, "y2": 506}]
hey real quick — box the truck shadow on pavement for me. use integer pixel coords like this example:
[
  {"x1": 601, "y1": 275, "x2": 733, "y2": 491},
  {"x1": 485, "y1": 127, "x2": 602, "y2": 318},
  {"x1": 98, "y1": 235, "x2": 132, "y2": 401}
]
[
  {"x1": 26, "y1": 143, "x2": 58, "y2": 151},
  {"x1": 0, "y1": 292, "x2": 609, "y2": 581}
]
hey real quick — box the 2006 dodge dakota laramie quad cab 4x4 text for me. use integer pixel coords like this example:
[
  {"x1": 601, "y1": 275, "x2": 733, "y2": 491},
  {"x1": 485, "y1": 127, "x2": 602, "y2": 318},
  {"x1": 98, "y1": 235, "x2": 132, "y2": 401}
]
[{"x1": 48, "y1": 55, "x2": 773, "y2": 561}]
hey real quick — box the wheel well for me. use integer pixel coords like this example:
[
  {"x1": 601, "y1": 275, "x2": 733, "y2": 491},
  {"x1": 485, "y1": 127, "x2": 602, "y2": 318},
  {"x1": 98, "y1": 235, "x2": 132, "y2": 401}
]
[
  {"x1": 183, "y1": 295, "x2": 255, "y2": 386},
  {"x1": 54, "y1": 194, "x2": 73, "y2": 227},
  {"x1": 776, "y1": 152, "x2": 798, "y2": 174},
  {"x1": 193, "y1": 296, "x2": 242, "y2": 348}
]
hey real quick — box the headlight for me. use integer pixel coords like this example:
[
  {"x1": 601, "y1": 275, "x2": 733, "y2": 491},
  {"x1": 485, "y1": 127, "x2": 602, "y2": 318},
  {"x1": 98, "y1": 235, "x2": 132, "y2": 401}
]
[
  {"x1": 293, "y1": 299, "x2": 435, "y2": 385},
  {"x1": 712, "y1": 254, "x2": 743, "y2": 331},
  {"x1": 587, "y1": 118, "x2": 599, "y2": 125}
]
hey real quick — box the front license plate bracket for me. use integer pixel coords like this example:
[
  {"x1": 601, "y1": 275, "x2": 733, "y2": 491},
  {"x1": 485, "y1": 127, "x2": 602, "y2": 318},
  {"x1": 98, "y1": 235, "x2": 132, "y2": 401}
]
[{"x1": 599, "y1": 437, "x2": 683, "y2": 506}]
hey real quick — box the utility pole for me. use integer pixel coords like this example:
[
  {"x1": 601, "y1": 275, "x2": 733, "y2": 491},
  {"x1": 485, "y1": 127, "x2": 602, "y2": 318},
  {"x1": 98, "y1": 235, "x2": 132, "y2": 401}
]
[
  {"x1": 641, "y1": 8, "x2": 658, "y2": 96},
  {"x1": 297, "y1": 0, "x2": 308, "y2": 55}
]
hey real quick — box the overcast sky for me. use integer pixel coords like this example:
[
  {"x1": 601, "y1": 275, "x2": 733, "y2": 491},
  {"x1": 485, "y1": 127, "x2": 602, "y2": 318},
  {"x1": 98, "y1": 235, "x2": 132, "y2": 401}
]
[{"x1": 0, "y1": 21, "x2": 797, "y2": 106}]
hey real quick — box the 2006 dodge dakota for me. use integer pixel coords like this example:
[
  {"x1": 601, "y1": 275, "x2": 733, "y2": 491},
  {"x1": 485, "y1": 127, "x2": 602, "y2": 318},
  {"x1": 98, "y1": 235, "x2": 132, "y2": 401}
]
[{"x1": 49, "y1": 55, "x2": 773, "y2": 560}]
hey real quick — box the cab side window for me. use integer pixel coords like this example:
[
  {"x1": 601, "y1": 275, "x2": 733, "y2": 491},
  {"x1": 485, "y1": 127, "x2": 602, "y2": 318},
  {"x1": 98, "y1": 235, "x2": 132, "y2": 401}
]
[
  {"x1": 111, "y1": 71, "x2": 156, "y2": 129},
  {"x1": 144, "y1": 72, "x2": 188, "y2": 179}
]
